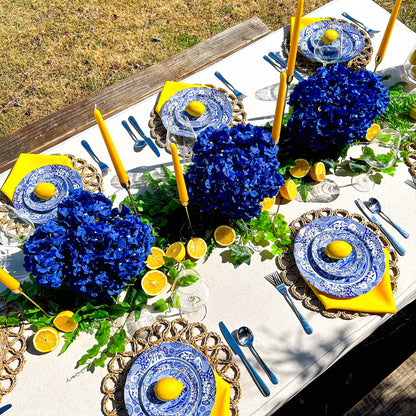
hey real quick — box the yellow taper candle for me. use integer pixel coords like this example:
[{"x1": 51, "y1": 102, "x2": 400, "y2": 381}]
[
  {"x1": 286, "y1": 0, "x2": 304, "y2": 81},
  {"x1": 271, "y1": 71, "x2": 288, "y2": 144},
  {"x1": 170, "y1": 143, "x2": 189, "y2": 205},
  {"x1": 375, "y1": 0, "x2": 402, "y2": 71},
  {"x1": 94, "y1": 108, "x2": 129, "y2": 185},
  {"x1": 0, "y1": 268, "x2": 20, "y2": 292}
]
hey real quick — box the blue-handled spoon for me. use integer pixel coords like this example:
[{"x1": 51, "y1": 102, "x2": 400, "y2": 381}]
[{"x1": 121, "y1": 120, "x2": 146, "y2": 151}]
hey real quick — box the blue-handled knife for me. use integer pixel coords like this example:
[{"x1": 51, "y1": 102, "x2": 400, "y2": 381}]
[
  {"x1": 219, "y1": 322, "x2": 270, "y2": 396},
  {"x1": 0, "y1": 404, "x2": 12, "y2": 414},
  {"x1": 268, "y1": 52, "x2": 305, "y2": 82},
  {"x1": 127, "y1": 116, "x2": 160, "y2": 157},
  {"x1": 355, "y1": 199, "x2": 405, "y2": 256}
]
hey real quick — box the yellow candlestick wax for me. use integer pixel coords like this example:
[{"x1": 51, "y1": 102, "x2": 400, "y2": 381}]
[
  {"x1": 0, "y1": 268, "x2": 21, "y2": 292},
  {"x1": 286, "y1": 0, "x2": 304, "y2": 80},
  {"x1": 271, "y1": 71, "x2": 288, "y2": 144},
  {"x1": 93, "y1": 108, "x2": 129, "y2": 186},
  {"x1": 377, "y1": 0, "x2": 402, "y2": 60},
  {"x1": 170, "y1": 143, "x2": 189, "y2": 206}
]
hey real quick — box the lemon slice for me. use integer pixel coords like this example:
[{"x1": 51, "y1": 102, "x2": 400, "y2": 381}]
[
  {"x1": 324, "y1": 241, "x2": 352, "y2": 259},
  {"x1": 53, "y1": 310, "x2": 78, "y2": 333},
  {"x1": 365, "y1": 123, "x2": 381, "y2": 141},
  {"x1": 33, "y1": 326, "x2": 60, "y2": 353},
  {"x1": 214, "y1": 225, "x2": 236, "y2": 246},
  {"x1": 289, "y1": 158, "x2": 310, "y2": 178},
  {"x1": 322, "y1": 29, "x2": 338, "y2": 44},
  {"x1": 185, "y1": 101, "x2": 206, "y2": 118},
  {"x1": 165, "y1": 242, "x2": 186, "y2": 262},
  {"x1": 309, "y1": 162, "x2": 326, "y2": 182},
  {"x1": 260, "y1": 196, "x2": 276, "y2": 211},
  {"x1": 141, "y1": 270, "x2": 168, "y2": 296},
  {"x1": 279, "y1": 179, "x2": 297, "y2": 201},
  {"x1": 154, "y1": 377, "x2": 183, "y2": 401},
  {"x1": 409, "y1": 103, "x2": 416, "y2": 120},
  {"x1": 146, "y1": 247, "x2": 165, "y2": 269},
  {"x1": 186, "y1": 237, "x2": 207, "y2": 260},
  {"x1": 33, "y1": 182, "x2": 57, "y2": 200}
]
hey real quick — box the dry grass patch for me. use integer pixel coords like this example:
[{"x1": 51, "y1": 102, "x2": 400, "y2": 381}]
[{"x1": 0, "y1": 0, "x2": 415, "y2": 138}]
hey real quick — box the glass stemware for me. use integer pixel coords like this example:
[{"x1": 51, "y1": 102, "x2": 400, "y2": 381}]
[
  {"x1": 313, "y1": 27, "x2": 343, "y2": 66},
  {"x1": 0, "y1": 204, "x2": 35, "y2": 267},
  {"x1": 170, "y1": 269, "x2": 209, "y2": 322},
  {"x1": 403, "y1": 43, "x2": 416, "y2": 85},
  {"x1": 166, "y1": 113, "x2": 197, "y2": 157},
  {"x1": 351, "y1": 128, "x2": 402, "y2": 192}
]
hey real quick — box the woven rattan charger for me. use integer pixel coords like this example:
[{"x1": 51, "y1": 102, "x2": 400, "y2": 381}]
[
  {"x1": 102, "y1": 318, "x2": 241, "y2": 416},
  {"x1": 0, "y1": 305, "x2": 26, "y2": 403},
  {"x1": 149, "y1": 85, "x2": 247, "y2": 158},
  {"x1": 276, "y1": 208, "x2": 400, "y2": 320},
  {"x1": 283, "y1": 19, "x2": 373, "y2": 76}
]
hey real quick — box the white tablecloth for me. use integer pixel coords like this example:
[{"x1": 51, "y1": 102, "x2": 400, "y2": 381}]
[{"x1": 1, "y1": 0, "x2": 416, "y2": 415}]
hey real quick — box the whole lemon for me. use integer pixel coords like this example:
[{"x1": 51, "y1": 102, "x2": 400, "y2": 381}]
[
  {"x1": 154, "y1": 377, "x2": 183, "y2": 401},
  {"x1": 185, "y1": 101, "x2": 206, "y2": 118},
  {"x1": 33, "y1": 182, "x2": 57, "y2": 200},
  {"x1": 322, "y1": 29, "x2": 338, "y2": 44},
  {"x1": 324, "y1": 241, "x2": 352, "y2": 260}
]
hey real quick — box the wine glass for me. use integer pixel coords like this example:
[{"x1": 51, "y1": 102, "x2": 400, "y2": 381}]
[
  {"x1": 0, "y1": 204, "x2": 35, "y2": 267},
  {"x1": 166, "y1": 113, "x2": 197, "y2": 158},
  {"x1": 313, "y1": 27, "x2": 343, "y2": 66},
  {"x1": 351, "y1": 128, "x2": 402, "y2": 192},
  {"x1": 170, "y1": 269, "x2": 209, "y2": 322}
]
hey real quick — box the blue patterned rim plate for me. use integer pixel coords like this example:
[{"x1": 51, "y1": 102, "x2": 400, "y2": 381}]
[
  {"x1": 13, "y1": 165, "x2": 83, "y2": 224},
  {"x1": 160, "y1": 87, "x2": 233, "y2": 138},
  {"x1": 294, "y1": 216, "x2": 385, "y2": 298},
  {"x1": 298, "y1": 20, "x2": 365, "y2": 63},
  {"x1": 124, "y1": 342, "x2": 216, "y2": 416}
]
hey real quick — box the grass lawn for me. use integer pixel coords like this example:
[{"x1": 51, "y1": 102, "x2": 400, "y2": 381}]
[{"x1": 0, "y1": 0, "x2": 415, "y2": 137}]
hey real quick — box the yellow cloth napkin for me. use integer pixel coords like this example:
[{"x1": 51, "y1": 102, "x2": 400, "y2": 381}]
[
  {"x1": 1, "y1": 153, "x2": 74, "y2": 201},
  {"x1": 211, "y1": 371, "x2": 231, "y2": 416},
  {"x1": 154, "y1": 81, "x2": 211, "y2": 116},
  {"x1": 306, "y1": 248, "x2": 396, "y2": 314},
  {"x1": 289, "y1": 17, "x2": 329, "y2": 39}
]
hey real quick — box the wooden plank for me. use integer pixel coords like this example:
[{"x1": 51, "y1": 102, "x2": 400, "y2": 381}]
[
  {"x1": 0, "y1": 17, "x2": 270, "y2": 173},
  {"x1": 344, "y1": 351, "x2": 416, "y2": 416}
]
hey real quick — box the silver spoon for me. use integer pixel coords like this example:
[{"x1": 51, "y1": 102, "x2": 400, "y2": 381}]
[
  {"x1": 367, "y1": 197, "x2": 409, "y2": 238},
  {"x1": 236, "y1": 326, "x2": 278, "y2": 384},
  {"x1": 121, "y1": 120, "x2": 147, "y2": 151}
]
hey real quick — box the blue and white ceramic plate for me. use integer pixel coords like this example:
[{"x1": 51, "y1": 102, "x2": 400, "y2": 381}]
[
  {"x1": 294, "y1": 216, "x2": 385, "y2": 298},
  {"x1": 298, "y1": 20, "x2": 365, "y2": 63},
  {"x1": 13, "y1": 165, "x2": 83, "y2": 224},
  {"x1": 160, "y1": 87, "x2": 233, "y2": 138},
  {"x1": 124, "y1": 342, "x2": 216, "y2": 416}
]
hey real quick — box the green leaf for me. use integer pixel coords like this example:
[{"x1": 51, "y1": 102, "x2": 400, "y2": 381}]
[
  {"x1": 92, "y1": 353, "x2": 107, "y2": 368},
  {"x1": 163, "y1": 256, "x2": 178, "y2": 268},
  {"x1": 178, "y1": 274, "x2": 199, "y2": 287},
  {"x1": 77, "y1": 353, "x2": 91, "y2": 367},
  {"x1": 348, "y1": 160, "x2": 368, "y2": 174},
  {"x1": 60, "y1": 329, "x2": 79, "y2": 355},
  {"x1": 322, "y1": 158, "x2": 338, "y2": 173},
  {"x1": 168, "y1": 268, "x2": 179, "y2": 280},
  {"x1": 229, "y1": 244, "x2": 253, "y2": 268},
  {"x1": 297, "y1": 183, "x2": 312, "y2": 202},
  {"x1": 182, "y1": 259, "x2": 196, "y2": 269},
  {"x1": 154, "y1": 299, "x2": 168, "y2": 312}
]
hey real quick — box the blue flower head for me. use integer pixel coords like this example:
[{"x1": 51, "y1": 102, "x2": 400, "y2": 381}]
[
  {"x1": 23, "y1": 190, "x2": 154, "y2": 299},
  {"x1": 286, "y1": 64, "x2": 389, "y2": 156},
  {"x1": 185, "y1": 124, "x2": 285, "y2": 221}
]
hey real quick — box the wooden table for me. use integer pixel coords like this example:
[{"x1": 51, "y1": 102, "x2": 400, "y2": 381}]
[{"x1": 1, "y1": 0, "x2": 416, "y2": 415}]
